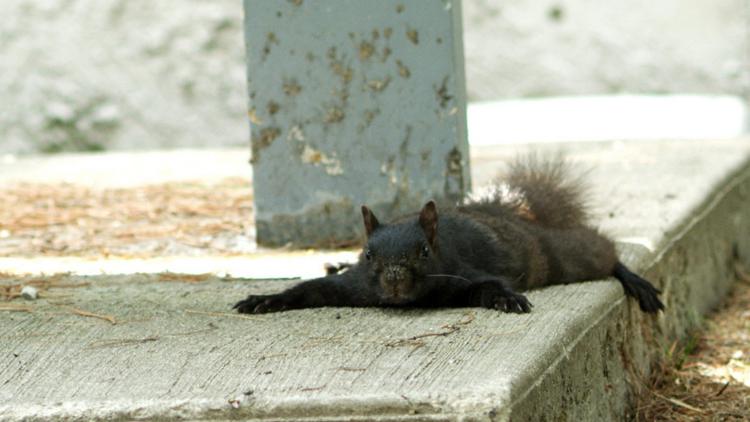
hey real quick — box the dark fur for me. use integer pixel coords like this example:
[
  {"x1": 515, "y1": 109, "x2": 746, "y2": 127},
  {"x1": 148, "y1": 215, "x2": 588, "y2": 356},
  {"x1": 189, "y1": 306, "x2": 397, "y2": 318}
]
[{"x1": 235, "y1": 159, "x2": 664, "y2": 314}]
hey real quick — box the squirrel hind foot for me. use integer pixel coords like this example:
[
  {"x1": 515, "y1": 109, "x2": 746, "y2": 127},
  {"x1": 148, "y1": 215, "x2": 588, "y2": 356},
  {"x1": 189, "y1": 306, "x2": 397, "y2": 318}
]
[{"x1": 612, "y1": 262, "x2": 665, "y2": 313}]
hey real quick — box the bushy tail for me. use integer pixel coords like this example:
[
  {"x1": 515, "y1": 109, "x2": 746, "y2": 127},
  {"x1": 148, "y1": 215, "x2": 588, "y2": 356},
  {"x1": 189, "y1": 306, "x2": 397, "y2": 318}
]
[{"x1": 504, "y1": 155, "x2": 589, "y2": 229}]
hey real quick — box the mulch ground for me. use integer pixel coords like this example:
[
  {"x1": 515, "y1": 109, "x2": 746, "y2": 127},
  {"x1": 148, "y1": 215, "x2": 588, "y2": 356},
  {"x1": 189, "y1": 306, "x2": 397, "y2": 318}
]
[
  {"x1": 0, "y1": 178, "x2": 254, "y2": 258},
  {"x1": 635, "y1": 263, "x2": 750, "y2": 421}
]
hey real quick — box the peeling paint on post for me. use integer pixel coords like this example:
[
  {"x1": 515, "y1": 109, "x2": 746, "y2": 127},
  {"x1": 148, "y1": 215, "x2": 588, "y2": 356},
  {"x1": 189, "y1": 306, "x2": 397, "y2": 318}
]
[{"x1": 244, "y1": 0, "x2": 469, "y2": 248}]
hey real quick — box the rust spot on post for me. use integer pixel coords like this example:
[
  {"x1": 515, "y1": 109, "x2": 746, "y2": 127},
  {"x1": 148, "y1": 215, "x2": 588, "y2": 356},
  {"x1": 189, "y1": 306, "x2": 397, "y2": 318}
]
[
  {"x1": 251, "y1": 127, "x2": 281, "y2": 163},
  {"x1": 283, "y1": 80, "x2": 302, "y2": 96},
  {"x1": 359, "y1": 41, "x2": 375, "y2": 60},
  {"x1": 396, "y1": 60, "x2": 411, "y2": 78},
  {"x1": 406, "y1": 29, "x2": 419, "y2": 45}
]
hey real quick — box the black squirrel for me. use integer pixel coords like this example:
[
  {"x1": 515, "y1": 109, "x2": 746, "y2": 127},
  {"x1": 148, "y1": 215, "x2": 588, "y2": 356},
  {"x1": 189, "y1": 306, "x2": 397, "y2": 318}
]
[{"x1": 235, "y1": 157, "x2": 664, "y2": 314}]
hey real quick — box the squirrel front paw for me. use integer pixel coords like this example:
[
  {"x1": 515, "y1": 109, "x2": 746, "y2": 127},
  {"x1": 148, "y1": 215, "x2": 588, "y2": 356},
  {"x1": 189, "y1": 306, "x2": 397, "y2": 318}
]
[
  {"x1": 233, "y1": 294, "x2": 295, "y2": 314},
  {"x1": 478, "y1": 283, "x2": 533, "y2": 313}
]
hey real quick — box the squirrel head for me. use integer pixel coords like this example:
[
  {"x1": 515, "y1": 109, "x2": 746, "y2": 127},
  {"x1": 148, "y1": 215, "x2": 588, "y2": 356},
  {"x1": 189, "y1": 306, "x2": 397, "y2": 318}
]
[{"x1": 359, "y1": 201, "x2": 441, "y2": 304}]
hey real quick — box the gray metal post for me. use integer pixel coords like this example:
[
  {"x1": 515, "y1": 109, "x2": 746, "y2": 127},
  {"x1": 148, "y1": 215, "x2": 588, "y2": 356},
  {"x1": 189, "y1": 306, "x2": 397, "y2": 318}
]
[{"x1": 244, "y1": 0, "x2": 469, "y2": 248}]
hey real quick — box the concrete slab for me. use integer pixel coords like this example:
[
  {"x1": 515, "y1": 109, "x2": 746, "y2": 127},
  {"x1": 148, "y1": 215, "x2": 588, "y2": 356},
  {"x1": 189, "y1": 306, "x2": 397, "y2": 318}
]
[{"x1": 2, "y1": 139, "x2": 750, "y2": 421}]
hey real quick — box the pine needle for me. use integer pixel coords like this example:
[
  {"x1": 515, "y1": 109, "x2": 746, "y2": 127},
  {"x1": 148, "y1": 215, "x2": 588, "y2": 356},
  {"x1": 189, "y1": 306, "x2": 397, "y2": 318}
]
[{"x1": 68, "y1": 307, "x2": 117, "y2": 324}]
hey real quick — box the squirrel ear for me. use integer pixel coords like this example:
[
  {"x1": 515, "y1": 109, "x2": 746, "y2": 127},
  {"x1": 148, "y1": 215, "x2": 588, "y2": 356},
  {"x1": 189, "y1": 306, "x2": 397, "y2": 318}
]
[
  {"x1": 361, "y1": 205, "x2": 380, "y2": 237},
  {"x1": 419, "y1": 200, "x2": 438, "y2": 246}
]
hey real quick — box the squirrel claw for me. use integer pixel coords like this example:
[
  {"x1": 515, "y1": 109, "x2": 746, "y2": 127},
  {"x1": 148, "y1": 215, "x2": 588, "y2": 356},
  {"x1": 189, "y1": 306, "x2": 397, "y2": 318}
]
[
  {"x1": 481, "y1": 287, "x2": 532, "y2": 313},
  {"x1": 493, "y1": 293, "x2": 532, "y2": 313},
  {"x1": 233, "y1": 296, "x2": 259, "y2": 314},
  {"x1": 234, "y1": 295, "x2": 289, "y2": 314}
]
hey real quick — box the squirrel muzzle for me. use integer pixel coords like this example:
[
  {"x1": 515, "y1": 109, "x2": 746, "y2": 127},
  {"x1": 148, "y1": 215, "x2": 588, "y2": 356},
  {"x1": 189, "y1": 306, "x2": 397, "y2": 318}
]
[{"x1": 378, "y1": 264, "x2": 416, "y2": 303}]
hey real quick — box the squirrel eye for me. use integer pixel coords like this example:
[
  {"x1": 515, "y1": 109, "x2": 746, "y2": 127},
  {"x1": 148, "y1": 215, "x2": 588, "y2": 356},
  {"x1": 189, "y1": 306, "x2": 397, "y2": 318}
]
[
  {"x1": 420, "y1": 244, "x2": 430, "y2": 258},
  {"x1": 364, "y1": 248, "x2": 373, "y2": 260}
]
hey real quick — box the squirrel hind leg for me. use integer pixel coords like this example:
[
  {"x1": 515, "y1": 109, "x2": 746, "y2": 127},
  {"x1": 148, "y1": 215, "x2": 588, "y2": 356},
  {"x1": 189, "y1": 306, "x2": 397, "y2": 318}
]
[{"x1": 612, "y1": 262, "x2": 665, "y2": 313}]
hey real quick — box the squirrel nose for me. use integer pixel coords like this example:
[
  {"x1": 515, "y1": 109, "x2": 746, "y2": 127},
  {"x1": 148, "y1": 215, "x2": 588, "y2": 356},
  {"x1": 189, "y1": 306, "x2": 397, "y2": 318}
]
[
  {"x1": 379, "y1": 265, "x2": 415, "y2": 302},
  {"x1": 383, "y1": 265, "x2": 408, "y2": 282}
]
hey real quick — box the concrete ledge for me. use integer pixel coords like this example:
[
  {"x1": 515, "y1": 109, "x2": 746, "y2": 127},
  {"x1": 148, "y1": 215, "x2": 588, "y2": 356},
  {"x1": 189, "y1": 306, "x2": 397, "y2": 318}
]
[{"x1": 1, "y1": 139, "x2": 750, "y2": 421}]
